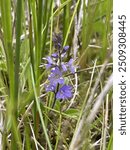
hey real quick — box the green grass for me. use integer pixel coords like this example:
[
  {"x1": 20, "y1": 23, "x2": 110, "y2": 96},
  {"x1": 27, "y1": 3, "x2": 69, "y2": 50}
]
[{"x1": 0, "y1": 0, "x2": 112, "y2": 149}]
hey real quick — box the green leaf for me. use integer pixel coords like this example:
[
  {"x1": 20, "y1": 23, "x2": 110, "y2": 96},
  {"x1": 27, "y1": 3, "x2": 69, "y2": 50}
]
[{"x1": 64, "y1": 108, "x2": 79, "y2": 118}]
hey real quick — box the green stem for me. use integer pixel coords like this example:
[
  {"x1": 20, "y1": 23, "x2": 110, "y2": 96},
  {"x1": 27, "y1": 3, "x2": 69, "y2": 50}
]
[{"x1": 14, "y1": 0, "x2": 22, "y2": 116}]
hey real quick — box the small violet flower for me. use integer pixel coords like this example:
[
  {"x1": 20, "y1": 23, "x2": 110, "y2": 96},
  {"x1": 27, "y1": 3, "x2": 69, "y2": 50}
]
[
  {"x1": 67, "y1": 58, "x2": 75, "y2": 73},
  {"x1": 44, "y1": 56, "x2": 55, "y2": 69},
  {"x1": 61, "y1": 62, "x2": 68, "y2": 72},
  {"x1": 48, "y1": 67, "x2": 64, "y2": 86},
  {"x1": 56, "y1": 85, "x2": 72, "y2": 100},
  {"x1": 45, "y1": 84, "x2": 56, "y2": 92}
]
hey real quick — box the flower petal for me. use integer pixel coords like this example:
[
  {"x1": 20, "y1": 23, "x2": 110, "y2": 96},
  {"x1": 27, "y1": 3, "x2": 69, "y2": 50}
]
[
  {"x1": 58, "y1": 77, "x2": 64, "y2": 84},
  {"x1": 45, "y1": 64, "x2": 52, "y2": 69},
  {"x1": 67, "y1": 59, "x2": 75, "y2": 73},
  {"x1": 56, "y1": 85, "x2": 72, "y2": 100},
  {"x1": 62, "y1": 46, "x2": 69, "y2": 53},
  {"x1": 70, "y1": 66, "x2": 75, "y2": 73},
  {"x1": 68, "y1": 58, "x2": 74, "y2": 65},
  {"x1": 45, "y1": 84, "x2": 56, "y2": 92},
  {"x1": 46, "y1": 56, "x2": 53, "y2": 64},
  {"x1": 51, "y1": 52, "x2": 58, "y2": 58},
  {"x1": 61, "y1": 63, "x2": 67, "y2": 72}
]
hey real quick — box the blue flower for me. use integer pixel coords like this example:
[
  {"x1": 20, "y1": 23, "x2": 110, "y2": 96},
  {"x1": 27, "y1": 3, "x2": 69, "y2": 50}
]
[
  {"x1": 48, "y1": 67, "x2": 64, "y2": 85},
  {"x1": 60, "y1": 58, "x2": 76, "y2": 73},
  {"x1": 56, "y1": 85, "x2": 72, "y2": 100},
  {"x1": 45, "y1": 56, "x2": 55, "y2": 69}
]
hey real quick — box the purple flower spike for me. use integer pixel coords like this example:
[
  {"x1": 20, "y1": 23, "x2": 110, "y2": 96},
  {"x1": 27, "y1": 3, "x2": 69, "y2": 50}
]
[
  {"x1": 62, "y1": 46, "x2": 69, "y2": 53},
  {"x1": 56, "y1": 85, "x2": 72, "y2": 100},
  {"x1": 49, "y1": 67, "x2": 64, "y2": 85},
  {"x1": 42, "y1": 36, "x2": 77, "y2": 102}
]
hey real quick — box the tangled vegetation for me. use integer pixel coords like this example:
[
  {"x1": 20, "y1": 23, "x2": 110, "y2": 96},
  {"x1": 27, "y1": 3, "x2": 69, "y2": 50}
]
[{"x1": 0, "y1": 0, "x2": 112, "y2": 149}]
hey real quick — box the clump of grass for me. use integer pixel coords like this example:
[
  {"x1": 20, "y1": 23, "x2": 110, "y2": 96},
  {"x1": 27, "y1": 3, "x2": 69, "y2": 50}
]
[{"x1": 0, "y1": 0, "x2": 112, "y2": 149}]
